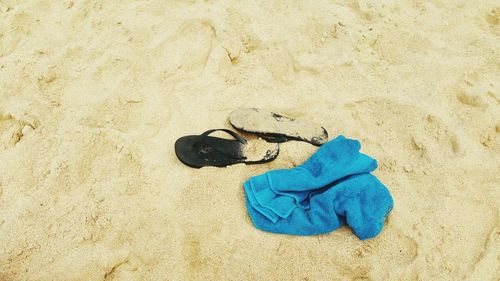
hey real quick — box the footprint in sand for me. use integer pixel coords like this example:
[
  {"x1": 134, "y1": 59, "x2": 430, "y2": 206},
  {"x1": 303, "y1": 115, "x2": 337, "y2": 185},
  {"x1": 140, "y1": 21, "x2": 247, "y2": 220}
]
[
  {"x1": 346, "y1": 97, "x2": 460, "y2": 163},
  {"x1": 0, "y1": 11, "x2": 32, "y2": 57},
  {"x1": 456, "y1": 92, "x2": 488, "y2": 108},
  {"x1": 152, "y1": 20, "x2": 216, "y2": 77},
  {"x1": 222, "y1": 9, "x2": 261, "y2": 57},
  {"x1": 181, "y1": 232, "x2": 223, "y2": 280},
  {"x1": 451, "y1": 74, "x2": 499, "y2": 153},
  {"x1": 0, "y1": 115, "x2": 35, "y2": 150},
  {"x1": 474, "y1": 6, "x2": 500, "y2": 36},
  {"x1": 485, "y1": 7, "x2": 500, "y2": 26}
]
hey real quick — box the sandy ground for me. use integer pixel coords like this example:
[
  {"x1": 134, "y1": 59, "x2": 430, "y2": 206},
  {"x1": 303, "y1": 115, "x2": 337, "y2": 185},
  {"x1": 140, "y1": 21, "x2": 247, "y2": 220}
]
[{"x1": 0, "y1": 1, "x2": 499, "y2": 280}]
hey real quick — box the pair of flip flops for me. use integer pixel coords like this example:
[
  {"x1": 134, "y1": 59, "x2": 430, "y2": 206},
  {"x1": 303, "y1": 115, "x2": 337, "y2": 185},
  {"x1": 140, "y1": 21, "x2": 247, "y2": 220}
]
[{"x1": 175, "y1": 108, "x2": 329, "y2": 168}]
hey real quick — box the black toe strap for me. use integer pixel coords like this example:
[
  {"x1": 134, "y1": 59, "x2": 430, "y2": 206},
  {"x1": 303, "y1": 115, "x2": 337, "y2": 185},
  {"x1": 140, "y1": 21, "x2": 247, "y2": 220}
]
[{"x1": 200, "y1": 129, "x2": 248, "y2": 144}]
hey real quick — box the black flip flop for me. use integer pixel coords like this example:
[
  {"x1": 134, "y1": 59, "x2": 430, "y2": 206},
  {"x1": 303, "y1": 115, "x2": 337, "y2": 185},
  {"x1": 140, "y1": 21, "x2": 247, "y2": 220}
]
[
  {"x1": 175, "y1": 129, "x2": 279, "y2": 168},
  {"x1": 229, "y1": 108, "x2": 329, "y2": 146}
]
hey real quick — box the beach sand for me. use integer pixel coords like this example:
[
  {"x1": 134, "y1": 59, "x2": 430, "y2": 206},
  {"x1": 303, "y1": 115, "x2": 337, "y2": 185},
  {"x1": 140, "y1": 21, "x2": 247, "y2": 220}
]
[{"x1": 0, "y1": 1, "x2": 499, "y2": 280}]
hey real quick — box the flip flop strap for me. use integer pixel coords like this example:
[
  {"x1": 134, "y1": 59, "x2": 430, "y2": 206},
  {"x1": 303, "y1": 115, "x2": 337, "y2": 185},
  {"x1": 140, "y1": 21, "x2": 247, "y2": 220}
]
[{"x1": 200, "y1": 129, "x2": 248, "y2": 144}]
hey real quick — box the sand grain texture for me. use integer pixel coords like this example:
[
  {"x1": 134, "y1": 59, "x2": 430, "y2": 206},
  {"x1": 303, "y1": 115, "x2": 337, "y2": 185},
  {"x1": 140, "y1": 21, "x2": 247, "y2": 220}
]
[{"x1": 0, "y1": 1, "x2": 499, "y2": 280}]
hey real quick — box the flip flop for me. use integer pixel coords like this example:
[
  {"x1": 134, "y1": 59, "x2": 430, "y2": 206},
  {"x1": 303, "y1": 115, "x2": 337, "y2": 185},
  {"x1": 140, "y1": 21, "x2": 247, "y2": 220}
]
[
  {"x1": 229, "y1": 108, "x2": 329, "y2": 146},
  {"x1": 175, "y1": 129, "x2": 280, "y2": 168}
]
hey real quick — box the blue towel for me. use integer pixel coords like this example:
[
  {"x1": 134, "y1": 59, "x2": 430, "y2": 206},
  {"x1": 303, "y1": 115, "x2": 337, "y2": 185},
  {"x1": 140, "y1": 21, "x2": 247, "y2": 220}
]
[{"x1": 243, "y1": 135, "x2": 394, "y2": 240}]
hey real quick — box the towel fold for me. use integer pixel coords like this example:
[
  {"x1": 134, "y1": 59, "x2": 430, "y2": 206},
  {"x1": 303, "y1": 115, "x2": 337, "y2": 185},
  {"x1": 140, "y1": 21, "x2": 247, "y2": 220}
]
[{"x1": 243, "y1": 135, "x2": 394, "y2": 240}]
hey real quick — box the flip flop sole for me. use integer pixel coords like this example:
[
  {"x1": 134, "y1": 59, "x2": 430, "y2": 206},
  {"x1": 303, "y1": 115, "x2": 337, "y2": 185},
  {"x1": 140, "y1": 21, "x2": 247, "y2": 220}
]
[{"x1": 229, "y1": 108, "x2": 328, "y2": 146}]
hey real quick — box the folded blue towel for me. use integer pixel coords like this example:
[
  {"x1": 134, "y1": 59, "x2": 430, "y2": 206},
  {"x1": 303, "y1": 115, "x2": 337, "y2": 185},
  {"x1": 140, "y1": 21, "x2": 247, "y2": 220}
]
[{"x1": 243, "y1": 135, "x2": 393, "y2": 240}]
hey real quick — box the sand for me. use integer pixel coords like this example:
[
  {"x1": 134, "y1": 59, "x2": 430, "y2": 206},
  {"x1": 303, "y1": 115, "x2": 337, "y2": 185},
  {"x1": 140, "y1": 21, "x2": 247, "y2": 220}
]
[{"x1": 0, "y1": 1, "x2": 499, "y2": 280}]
